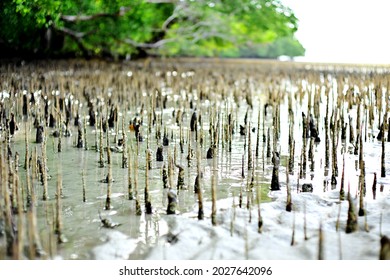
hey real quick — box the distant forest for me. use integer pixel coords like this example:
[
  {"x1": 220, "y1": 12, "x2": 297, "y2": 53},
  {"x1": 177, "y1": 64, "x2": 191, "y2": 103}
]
[{"x1": 0, "y1": 0, "x2": 305, "y2": 59}]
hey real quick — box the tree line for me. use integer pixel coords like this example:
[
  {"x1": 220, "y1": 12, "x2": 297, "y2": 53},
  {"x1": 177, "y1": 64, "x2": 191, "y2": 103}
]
[{"x1": 0, "y1": 0, "x2": 305, "y2": 59}]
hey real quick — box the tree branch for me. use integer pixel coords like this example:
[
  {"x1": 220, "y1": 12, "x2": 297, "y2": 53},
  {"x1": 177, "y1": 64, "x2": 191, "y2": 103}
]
[
  {"x1": 55, "y1": 26, "x2": 85, "y2": 39},
  {"x1": 123, "y1": 38, "x2": 177, "y2": 49},
  {"x1": 161, "y1": 8, "x2": 179, "y2": 31},
  {"x1": 60, "y1": 7, "x2": 131, "y2": 22},
  {"x1": 54, "y1": 26, "x2": 91, "y2": 56}
]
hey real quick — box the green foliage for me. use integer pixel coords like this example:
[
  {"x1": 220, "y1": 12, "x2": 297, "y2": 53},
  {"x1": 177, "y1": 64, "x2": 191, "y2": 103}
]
[
  {"x1": 237, "y1": 36, "x2": 306, "y2": 59},
  {"x1": 0, "y1": 0, "x2": 304, "y2": 59}
]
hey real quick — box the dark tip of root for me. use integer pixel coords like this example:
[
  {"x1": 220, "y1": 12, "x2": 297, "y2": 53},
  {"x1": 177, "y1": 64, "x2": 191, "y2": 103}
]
[
  {"x1": 380, "y1": 235, "x2": 390, "y2": 260},
  {"x1": 167, "y1": 189, "x2": 177, "y2": 215},
  {"x1": 156, "y1": 146, "x2": 164, "y2": 162}
]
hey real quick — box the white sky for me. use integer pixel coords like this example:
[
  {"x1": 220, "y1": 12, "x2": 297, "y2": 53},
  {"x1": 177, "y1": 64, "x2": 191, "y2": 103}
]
[{"x1": 281, "y1": 0, "x2": 390, "y2": 64}]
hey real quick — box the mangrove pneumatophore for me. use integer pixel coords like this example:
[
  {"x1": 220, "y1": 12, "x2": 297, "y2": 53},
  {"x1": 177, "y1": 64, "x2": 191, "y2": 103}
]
[
  {"x1": 167, "y1": 189, "x2": 177, "y2": 215},
  {"x1": 270, "y1": 151, "x2": 281, "y2": 191},
  {"x1": 379, "y1": 235, "x2": 390, "y2": 260}
]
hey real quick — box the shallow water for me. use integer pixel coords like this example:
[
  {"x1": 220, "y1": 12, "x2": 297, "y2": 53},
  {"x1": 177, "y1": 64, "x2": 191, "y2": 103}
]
[
  {"x1": 5, "y1": 107, "x2": 275, "y2": 259},
  {"x1": 0, "y1": 59, "x2": 389, "y2": 259}
]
